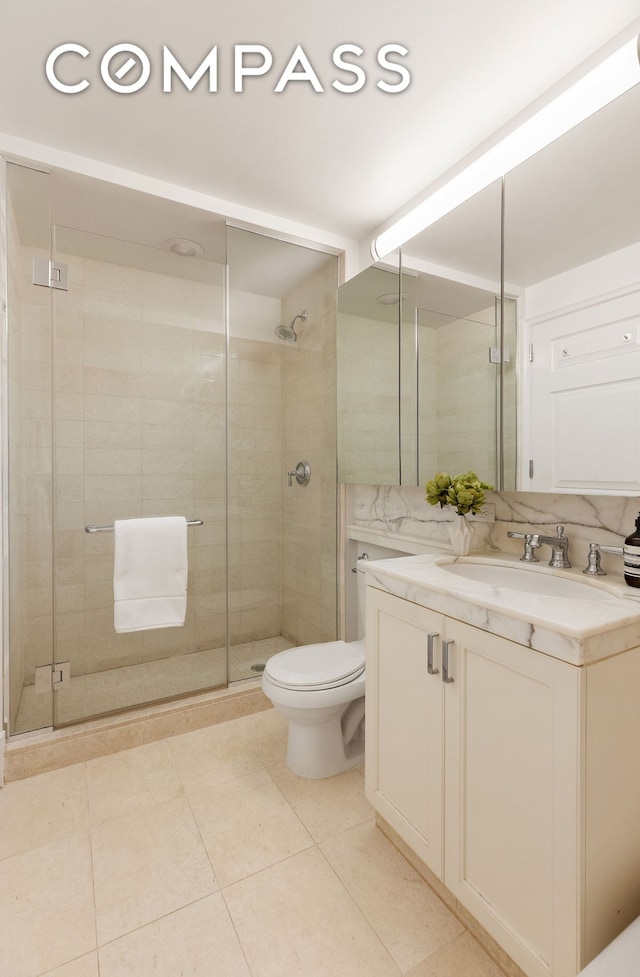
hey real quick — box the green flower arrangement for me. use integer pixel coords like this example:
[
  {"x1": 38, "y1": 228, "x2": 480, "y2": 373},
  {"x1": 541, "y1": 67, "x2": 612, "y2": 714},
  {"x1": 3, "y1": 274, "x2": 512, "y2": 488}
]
[{"x1": 425, "y1": 471, "x2": 493, "y2": 517}]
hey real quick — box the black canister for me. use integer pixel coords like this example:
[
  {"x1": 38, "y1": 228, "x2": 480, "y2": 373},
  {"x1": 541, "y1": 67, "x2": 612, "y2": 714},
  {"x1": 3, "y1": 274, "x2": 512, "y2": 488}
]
[{"x1": 623, "y1": 511, "x2": 640, "y2": 588}]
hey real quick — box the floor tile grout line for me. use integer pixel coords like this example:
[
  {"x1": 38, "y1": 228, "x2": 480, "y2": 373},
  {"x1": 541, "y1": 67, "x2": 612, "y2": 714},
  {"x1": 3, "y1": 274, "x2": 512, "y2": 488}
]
[
  {"x1": 219, "y1": 885, "x2": 260, "y2": 977},
  {"x1": 83, "y1": 759, "x2": 104, "y2": 976},
  {"x1": 181, "y1": 777, "x2": 224, "y2": 893},
  {"x1": 313, "y1": 832, "x2": 406, "y2": 977},
  {"x1": 262, "y1": 762, "x2": 323, "y2": 845},
  {"x1": 182, "y1": 763, "x2": 317, "y2": 892},
  {"x1": 8, "y1": 710, "x2": 452, "y2": 976},
  {"x1": 94, "y1": 891, "x2": 230, "y2": 954},
  {"x1": 88, "y1": 789, "x2": 219, "y2": 950}
]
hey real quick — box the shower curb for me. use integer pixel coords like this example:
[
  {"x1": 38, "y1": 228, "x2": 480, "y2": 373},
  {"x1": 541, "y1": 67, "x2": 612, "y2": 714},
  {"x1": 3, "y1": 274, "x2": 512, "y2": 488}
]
[{"x1": 3, "y1": 682, "x2": 272, "y2": 782}]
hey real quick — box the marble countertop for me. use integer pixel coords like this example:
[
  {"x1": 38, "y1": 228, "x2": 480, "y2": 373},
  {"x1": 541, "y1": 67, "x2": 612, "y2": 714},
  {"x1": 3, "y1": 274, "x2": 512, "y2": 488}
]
[{"x1": 363, "y1": 548, "x2": 640, "y2": 666}]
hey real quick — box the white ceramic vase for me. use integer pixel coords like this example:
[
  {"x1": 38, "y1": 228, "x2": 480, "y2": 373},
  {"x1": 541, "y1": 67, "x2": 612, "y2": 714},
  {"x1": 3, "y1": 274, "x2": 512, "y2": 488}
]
[{"x1": 448, "y1": 513, "x2": 474, "y2": 556}]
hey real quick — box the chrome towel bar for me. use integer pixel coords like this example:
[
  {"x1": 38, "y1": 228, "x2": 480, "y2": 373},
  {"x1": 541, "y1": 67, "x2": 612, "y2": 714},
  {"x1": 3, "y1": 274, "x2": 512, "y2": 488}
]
[{"x1": 85, "y1": 519, "x2": 204, "y2": 534}]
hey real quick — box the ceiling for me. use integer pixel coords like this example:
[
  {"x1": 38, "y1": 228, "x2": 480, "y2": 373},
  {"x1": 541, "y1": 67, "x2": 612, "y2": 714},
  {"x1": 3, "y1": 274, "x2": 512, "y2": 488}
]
[{"x1": 1, "y1": 0, "x2": 640, "y2": 267}]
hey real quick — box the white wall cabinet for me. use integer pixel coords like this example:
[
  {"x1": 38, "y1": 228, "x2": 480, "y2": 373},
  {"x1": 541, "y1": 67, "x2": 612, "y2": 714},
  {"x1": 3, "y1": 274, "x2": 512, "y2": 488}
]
[
  {"x1": 365, "y1": 585, "x2": 640, "y2": 977},
  {"x1": 527, "y1": 285, "x2": 640, "y2": 494}
]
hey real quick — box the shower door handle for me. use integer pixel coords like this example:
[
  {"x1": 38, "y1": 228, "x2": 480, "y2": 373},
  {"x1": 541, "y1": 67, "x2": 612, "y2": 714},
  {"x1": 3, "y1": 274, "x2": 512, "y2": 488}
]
[{"x1": 287, "y1": 461, "x2": 311, "y2": 486}]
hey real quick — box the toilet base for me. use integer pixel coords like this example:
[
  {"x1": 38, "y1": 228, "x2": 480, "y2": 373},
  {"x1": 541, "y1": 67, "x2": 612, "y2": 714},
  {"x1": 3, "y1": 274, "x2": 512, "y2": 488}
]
[{"x1": 286, "y1": 707, "x2": 365, "y2": 779}]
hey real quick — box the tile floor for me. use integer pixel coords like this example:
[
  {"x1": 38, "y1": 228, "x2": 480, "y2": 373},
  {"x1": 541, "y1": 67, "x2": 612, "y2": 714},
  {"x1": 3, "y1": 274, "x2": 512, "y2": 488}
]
[{"x1": 0, "y1": 708, "x2": 504, "y2": 977}]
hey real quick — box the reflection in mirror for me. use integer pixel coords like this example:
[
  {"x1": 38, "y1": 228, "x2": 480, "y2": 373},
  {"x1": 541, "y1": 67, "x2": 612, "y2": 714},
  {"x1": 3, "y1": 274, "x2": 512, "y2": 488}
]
[
  {"x1": 337, "y1": 260, "x2": 401, "y2": 484},
  {"x1": 338, "y1": 180, "x2": 517, "y2": 490},
  {"x1": 400, "y1": 265, "x2": 418, "y2": 485},
  {"x1": 401, "y1": 179, "x2": 515, "y2": 490},
  {"x1": 501, "y1": 295, "x2": 518, "y2": 489},
  {"x1": 506, "y1": 83, "x2": 640, "y2": 494},
  {"x1": 415, "y1": 275, "x2": 515, "y2": 489}
]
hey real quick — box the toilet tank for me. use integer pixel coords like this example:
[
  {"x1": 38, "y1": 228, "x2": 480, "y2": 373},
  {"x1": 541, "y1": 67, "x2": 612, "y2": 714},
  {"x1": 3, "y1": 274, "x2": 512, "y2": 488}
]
[{"x1": 350, "y1": 541, "x2": 411, "y2": 640}]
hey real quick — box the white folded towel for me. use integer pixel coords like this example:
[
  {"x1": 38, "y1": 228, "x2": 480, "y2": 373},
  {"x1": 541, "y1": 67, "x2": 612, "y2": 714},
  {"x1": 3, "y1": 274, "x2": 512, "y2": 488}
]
[{"x1": 113, "y1": 516, "x2": 188, "y2": 633}]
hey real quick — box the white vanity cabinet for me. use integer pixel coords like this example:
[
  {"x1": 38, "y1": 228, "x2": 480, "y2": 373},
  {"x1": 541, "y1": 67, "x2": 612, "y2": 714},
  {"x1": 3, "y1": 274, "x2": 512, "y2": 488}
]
[
  {"x1": 365, "y1": 584, "x2": 640, "y2": 977},
  {"x1": 364, "y1": 590, "x2": 445, "y2": 877}
]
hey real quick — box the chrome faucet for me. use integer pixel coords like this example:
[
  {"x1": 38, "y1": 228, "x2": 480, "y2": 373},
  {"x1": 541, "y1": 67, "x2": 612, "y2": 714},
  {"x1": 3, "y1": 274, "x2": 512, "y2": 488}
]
[
  {"x1": 508, "y1": 525, "x2": 571, "y2": 568},
  {"x1": 537, "y1": 525, "x2": 571, "y2": 568}
]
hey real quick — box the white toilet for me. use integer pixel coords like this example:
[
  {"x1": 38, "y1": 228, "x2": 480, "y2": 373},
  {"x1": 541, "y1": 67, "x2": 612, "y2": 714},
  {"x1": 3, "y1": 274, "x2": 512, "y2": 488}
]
[{"x1": 261, "y1": 543, "x2": 406, "y2": 778}]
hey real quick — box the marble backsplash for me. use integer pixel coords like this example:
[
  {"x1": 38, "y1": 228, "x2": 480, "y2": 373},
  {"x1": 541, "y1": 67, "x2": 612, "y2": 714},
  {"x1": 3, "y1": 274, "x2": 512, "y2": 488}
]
[{"x1": 352, "y1": 485, "x2": 640, "y2": 576}]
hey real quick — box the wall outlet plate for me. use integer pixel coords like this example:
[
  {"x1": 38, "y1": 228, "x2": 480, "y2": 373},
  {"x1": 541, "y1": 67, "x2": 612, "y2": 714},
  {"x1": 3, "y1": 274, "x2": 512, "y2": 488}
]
[{"x1": 469, "y1": 503, "x2": 496, "y2": 523}]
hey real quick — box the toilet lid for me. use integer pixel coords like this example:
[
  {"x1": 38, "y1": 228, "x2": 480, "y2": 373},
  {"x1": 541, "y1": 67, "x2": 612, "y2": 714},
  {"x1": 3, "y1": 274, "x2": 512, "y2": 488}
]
[{"x1": 264, "y1": 640, "x2": 365, "y2": 691}]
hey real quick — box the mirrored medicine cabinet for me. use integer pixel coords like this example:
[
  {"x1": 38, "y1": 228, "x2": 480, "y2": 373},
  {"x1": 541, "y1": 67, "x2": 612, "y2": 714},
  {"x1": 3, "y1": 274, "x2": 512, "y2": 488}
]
[
  {"x1": 337, "y1": 179, "x2": 517, "y2": 491},
  {"x1": 503, "y1": 81, "x2": 640, "y2": 495},
  {"x1": 339, "y1": 78, "x2": 640, "y2": 495}
]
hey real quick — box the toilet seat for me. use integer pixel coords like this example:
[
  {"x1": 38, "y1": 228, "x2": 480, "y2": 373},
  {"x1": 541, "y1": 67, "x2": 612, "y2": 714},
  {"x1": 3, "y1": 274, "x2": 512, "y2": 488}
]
[{"x1": 264, "y1": 639, "x2": 365, "y2": 691}]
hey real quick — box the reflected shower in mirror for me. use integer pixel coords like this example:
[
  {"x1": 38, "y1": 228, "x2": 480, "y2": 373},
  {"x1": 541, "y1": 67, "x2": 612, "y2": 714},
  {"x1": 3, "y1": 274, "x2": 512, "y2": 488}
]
[
  {"x1": 414, "y1": 273, "x2": 517, "y2": 489},
  {"x1": 337, "y1": 179, "x2": 516, "y2": 490},
  {"x1": 337, "y1": 257, "x2": 517, "y2": 489},
  {"x1": 337, "y1": 260, "x2": 402, "y2": 485},
  {"x1": 401, "y1": 179, "x2": 516, "y2": 491}
]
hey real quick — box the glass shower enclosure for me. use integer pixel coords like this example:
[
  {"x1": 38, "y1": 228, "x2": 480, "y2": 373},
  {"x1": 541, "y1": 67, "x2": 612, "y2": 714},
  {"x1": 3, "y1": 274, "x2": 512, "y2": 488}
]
[{"x1": 3, "y1": 162, "x2": 338, "y2": 736}]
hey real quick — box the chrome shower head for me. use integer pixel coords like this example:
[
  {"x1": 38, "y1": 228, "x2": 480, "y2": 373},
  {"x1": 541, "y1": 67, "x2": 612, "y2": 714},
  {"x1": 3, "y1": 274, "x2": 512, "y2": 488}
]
[
  {"x1": 274, "y1": 323, "x2": 297, "y2": 343},
  {"x1": 274, "y1": 309, "x2": 307, "y2": 343}
]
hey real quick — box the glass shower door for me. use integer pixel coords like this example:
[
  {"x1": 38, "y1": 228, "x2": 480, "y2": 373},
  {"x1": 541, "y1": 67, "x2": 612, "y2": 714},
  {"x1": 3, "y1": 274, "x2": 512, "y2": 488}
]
[
  {"x1": 225, "y1": 227, "x2": 339, "y2": 682},
  {"x1": 5, "y1": 161, "x2": 56, "y2": 734},
  {"x1": 48, "y1": 223, "x2": 227, "y2": 726}
]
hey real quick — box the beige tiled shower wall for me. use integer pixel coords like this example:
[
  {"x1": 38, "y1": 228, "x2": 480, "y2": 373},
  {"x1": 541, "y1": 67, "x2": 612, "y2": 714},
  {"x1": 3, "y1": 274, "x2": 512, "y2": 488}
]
[
  {"x1": 15, "y1": 244, "x2": 228, "y2": 687},
  {"x1": 281, "y1": 259, "x2": 338, "y2": 646},
  {"x1": 227, "y1": 335, "x2": 282, "y2": 646}
]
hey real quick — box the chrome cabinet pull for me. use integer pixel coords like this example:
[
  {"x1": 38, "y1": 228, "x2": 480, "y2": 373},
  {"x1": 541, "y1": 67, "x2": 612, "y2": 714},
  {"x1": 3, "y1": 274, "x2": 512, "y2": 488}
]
[
  {"x1": 442, "y1": 639, "x2": 455, "y2": 684},
  {"x1": 427, "y1": 632, "x2": 439, "y2": 675}
]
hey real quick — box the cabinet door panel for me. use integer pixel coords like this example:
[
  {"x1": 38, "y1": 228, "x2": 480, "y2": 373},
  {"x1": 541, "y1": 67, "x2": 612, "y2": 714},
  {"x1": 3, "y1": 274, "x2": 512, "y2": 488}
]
[
  {"x1": 444, "y1": 619, "x2": 581, "y2": 977},
  {"x1": 365, "y1": 587, "x2": 444, "y2": 877}
]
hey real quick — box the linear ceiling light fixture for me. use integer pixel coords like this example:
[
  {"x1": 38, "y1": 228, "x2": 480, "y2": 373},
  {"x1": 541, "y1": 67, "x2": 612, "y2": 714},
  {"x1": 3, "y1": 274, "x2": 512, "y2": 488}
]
[{"x1": 371, "y1": 35, "x2": 640, "y2": 261}]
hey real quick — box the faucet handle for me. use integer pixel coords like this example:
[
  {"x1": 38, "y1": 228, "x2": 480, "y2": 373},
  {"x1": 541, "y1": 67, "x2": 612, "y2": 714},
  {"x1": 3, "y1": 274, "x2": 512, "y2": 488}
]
[
  {"x1": 583, "y1": 541, "x2": 624, "y2": 575},
  {"x1": 555, "y1": 525, "x2": 566, "y2": 537},
  {"x1": 583, "y1": 542, "x2": 606, "y2": 576},
  {"x1": 507, "y1": 530, "x2": 540, "y2": 562}
]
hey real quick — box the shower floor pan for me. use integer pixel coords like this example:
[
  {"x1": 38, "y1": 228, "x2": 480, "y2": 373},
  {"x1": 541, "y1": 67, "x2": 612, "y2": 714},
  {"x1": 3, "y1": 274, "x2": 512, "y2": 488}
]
[{"x1": 13, "y1": 635, "x2": 294, "y2": 733}]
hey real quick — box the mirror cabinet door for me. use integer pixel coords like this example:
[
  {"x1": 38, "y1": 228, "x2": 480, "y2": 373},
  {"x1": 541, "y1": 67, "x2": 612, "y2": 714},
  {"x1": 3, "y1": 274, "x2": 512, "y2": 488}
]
[
  {"x1": 337, "y1": 179, "x2": 512, "y2": 490},
  {"x1": 337, "y1": 257, "x2": 402, "y2": 485},
  {"x1": 400, "y1": 263, "x2": 418, "y2": 485},
  {"x1": 505, "y1": 83, "x2": 640, "y2": 495},
  {"x1": 402, "y1": 179, "x2": 506, "y2": 490}
]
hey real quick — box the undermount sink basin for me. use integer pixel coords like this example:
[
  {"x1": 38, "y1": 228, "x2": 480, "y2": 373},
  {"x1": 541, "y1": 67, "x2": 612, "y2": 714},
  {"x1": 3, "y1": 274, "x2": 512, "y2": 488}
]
[{"x1": 440, "y1": 561, "x2": 616, "y2": 601}]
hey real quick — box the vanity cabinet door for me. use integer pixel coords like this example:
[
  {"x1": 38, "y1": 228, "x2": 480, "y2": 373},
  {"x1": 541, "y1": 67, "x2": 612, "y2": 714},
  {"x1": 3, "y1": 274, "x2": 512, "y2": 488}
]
[
  {"x1": 365, "y1": 587, "x2": 445, "y2": 877},
  {"x1": 442, "y1": 618, "x2": 582, "y2": 977}
]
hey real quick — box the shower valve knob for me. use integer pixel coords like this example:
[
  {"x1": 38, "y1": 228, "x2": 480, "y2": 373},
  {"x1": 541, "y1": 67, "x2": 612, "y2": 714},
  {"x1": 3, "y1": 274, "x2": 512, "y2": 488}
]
[{"x1": 287, "y1": 461, "x2": 311, "y2": 486}]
